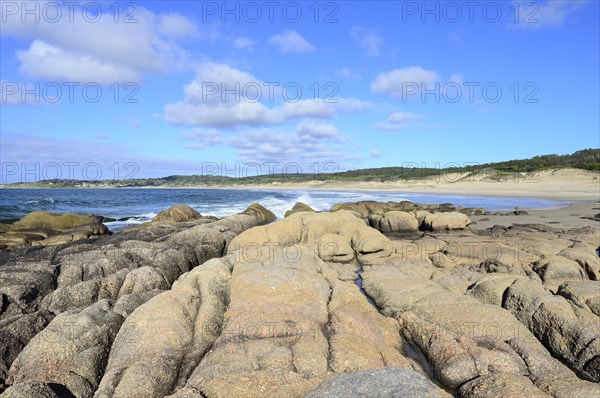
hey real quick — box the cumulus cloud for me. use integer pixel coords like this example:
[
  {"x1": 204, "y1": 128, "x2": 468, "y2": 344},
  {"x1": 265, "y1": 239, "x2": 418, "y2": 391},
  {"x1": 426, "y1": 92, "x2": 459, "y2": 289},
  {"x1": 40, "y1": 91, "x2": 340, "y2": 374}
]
[
  {"x1": 350, "y1": 26, "x2": 383, "y2": 57},
  {"x1": 164, "y1": 62, "x2": 371, "y2": 128},
  {"x1": 2, "y1": 3, "x2": 197, "y2": 83},
  {"x1": 182, "y1": 121, "x2": 358, "y2": 167},
  {"x1": 375, "y1": 111, "x2": 422, "y2": 130},
  {"x1": 17, "y1": 40, "x2": 140, "y2": 83},
  {"x1": 371, "y1": 66, "x2": 439, "y2": 98},
  {"x1": 296, "y1": 121, "x2": 347, "y2": 143},
  {"x1": 268, "y1": 30, "x2": 315, "y2": 54}
]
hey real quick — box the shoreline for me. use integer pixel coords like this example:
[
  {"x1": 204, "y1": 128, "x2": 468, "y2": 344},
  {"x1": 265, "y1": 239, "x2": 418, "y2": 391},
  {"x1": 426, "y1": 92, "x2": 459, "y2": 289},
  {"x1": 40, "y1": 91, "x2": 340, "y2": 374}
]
[{"x1": 1, "y1": 182, "x2": 598, "y2": 202}]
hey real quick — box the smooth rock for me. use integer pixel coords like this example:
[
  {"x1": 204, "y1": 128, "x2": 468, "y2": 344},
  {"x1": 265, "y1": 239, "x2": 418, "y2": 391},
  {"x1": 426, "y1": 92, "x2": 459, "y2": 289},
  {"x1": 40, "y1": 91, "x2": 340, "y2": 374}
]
[{"x1": 153, "y1": 205, "x2": 202, "y2": 223}]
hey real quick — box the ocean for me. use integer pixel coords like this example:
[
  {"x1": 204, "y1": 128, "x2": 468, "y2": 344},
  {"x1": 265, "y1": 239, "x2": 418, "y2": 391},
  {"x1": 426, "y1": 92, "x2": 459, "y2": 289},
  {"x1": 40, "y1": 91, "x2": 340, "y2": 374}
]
[{"x1": 0, "y1": 188, "x2": 569, "y2": 231}]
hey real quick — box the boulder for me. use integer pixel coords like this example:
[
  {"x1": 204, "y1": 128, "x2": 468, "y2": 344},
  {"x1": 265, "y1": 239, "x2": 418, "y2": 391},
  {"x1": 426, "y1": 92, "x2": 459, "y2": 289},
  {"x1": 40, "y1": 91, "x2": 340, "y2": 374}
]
[
  {"x1": 558, "y1": 247, "x2": 600, "y2": 280},
  {"x1": 284, "y1": 202, "x2": 316, "y2": 217},
  {"x1": 459, "y1": 373, "x2": 549, "y2": 398},
  {"x1": 468, "y1": 274, "x2": 531, "y2": 305},
  {"x1": 532, "y1": 256, "x2": 586, "y2": 292},
  {"x1": 557, "y1": 281, "x2": 600, "y2": 316},
  {"x1": 13, "y1": 212, "x2": 102, "y2": 231},
  {"x1": 8, "y1": 300, "x2": 124, "y2": 398},
  {"x1": 0, "y1": 311, "x2": 54, "y2": 388},
  {"x1": 508, "y1": 338, "x2": 600, "y2": 397},
  {"x1": 503, "y1": 279, "x2": 600, "y2": 382},
  {"x1": 241, "y1": 203, "x2": 277, "y2": 223},
  {"x1": 423, "y1": 212, "x2": 471, "y2": 230},
  {"x1": 330, "y1": 201, "x2": 417, "y2": 218},
  {"x1": 0, "y1": 382, "x2": 60, "y2": 398},
  {"x1": 0, "y1": 222, "x2": 15, "y2": 233},
  {"x1": 369, "y1": 211, "x2": 419, "y2": 232},
  {"x1": 153, "y1": 205, "x2": 202, "y2": 223},
  {"x1": 0, "y1": 233, "x2": 44, "y2": 248},
  {"x1": 95, "y1": 259, "x2": 231, "y2": 398},
  {"x1": 32, "y1": 223, "x2": 111, "y2": 247},
  {"x1": 304, "y1": 368, "x2": 450, "y2": 398}
]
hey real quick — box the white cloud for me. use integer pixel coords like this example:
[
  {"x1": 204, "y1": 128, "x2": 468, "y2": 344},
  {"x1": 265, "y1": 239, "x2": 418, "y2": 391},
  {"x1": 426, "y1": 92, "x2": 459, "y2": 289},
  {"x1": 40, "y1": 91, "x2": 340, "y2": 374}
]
[
  {"x1": 268, "y1": 30, "x2": 315, "y2": 54},
  {"x1": 350, "y1": 26, "x2": 383, "y2": 57},
  {"x1": 296, "y1": 121, "x2": 347, "y2": 143},
  {"x1": 182, "y1": 121, "x2": 359, "y2": 167},
  {"x1": 158, "y1": 13, "x2": 198, "y2": 38},
  {"x1": 375, "y1": 111, "x2": 422, "y2": 131},
  {"x1": 234, "y1": 37, "x2": 255, "y2": 50},
  {"x1": 370, "y1": 149, "x2": 382, "y2": 158},
  {"x1": 370, "y1": 66, "x2": 439, "y2": 98},
  {"x1": 165, "y1": 62, "x2": 371, "y2": 128},
  {"x1": 17, "y1": 40, "x2": 140, "y2": 84},
  {"x1": 0, "y1": 133, "x2": 207, "y2": 183},
  {"x1": 513, "y1": 0, "x2": 587, "y2": 29},
  {"x1": 2, "y1": 4, "x2": 197, "y2": 83}
]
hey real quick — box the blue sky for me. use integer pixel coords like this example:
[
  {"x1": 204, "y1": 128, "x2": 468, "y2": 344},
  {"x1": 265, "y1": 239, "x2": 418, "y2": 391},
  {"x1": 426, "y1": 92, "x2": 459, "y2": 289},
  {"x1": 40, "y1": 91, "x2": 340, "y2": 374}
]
[{"x1": 1, "y1": 0, "x2": 598, "y2": 182}]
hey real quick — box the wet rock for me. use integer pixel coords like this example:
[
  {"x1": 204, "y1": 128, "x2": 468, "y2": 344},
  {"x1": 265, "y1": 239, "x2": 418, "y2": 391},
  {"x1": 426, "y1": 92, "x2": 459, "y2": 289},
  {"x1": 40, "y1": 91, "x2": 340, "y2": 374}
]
[{"x1": 304, "y1": 367, "x2": 450, "y2": 398}]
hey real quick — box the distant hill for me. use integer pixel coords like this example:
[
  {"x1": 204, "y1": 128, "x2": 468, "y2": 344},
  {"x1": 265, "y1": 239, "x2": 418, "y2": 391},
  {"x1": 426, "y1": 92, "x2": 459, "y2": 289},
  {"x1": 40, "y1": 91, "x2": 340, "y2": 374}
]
[{"x1": 4, "y1": 149, "x2": 599, "y2": 188}]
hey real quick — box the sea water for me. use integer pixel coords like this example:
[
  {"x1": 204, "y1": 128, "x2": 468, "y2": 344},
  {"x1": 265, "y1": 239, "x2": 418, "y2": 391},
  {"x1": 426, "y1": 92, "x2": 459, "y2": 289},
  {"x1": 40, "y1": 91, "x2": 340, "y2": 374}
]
[{"x1": 0, "y1": 188, "x2": 569, "y2": 231}]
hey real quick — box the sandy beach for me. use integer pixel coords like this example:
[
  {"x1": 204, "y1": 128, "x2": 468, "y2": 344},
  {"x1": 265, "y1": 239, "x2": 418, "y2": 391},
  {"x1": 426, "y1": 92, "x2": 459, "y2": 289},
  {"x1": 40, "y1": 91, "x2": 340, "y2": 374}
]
[
  {"x1": 469, "y1": 201, "x2": 600, "y2": 230},
  {"x1": 220, "y1": 169, "x2": 600, "y2": 202}
]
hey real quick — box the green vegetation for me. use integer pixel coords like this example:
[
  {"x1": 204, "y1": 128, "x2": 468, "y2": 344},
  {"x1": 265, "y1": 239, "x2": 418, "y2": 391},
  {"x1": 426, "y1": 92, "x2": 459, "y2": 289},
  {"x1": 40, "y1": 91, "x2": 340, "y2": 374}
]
[{"x1": 4, "y1": 149, "x2": 599, "y2": 188}]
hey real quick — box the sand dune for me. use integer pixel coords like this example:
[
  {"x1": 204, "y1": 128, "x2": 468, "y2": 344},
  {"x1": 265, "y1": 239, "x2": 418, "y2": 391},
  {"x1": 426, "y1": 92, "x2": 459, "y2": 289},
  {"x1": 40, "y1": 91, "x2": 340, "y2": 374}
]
[{"x1": 231, "y1": 168, "x2": 600, "y2": 201}]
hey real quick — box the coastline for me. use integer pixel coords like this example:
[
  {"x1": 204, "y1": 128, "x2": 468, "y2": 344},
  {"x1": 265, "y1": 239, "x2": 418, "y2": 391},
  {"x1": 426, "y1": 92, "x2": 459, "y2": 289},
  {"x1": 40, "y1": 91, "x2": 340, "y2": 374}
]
[
  {"x1": 2, "y1": 179, "x2": 598, "y2": 202},
  {"x1": 1, "y1": 169, "x2": 598, "y2": 205}
]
